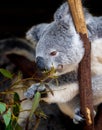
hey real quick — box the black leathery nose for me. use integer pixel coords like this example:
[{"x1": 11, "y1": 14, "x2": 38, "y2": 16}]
[{"x1": 36, "y1": 56, "x2": 46, "y2": 71}]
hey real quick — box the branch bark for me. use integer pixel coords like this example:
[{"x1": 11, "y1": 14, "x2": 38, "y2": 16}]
[{"x1": 67, "y1": 0, "x2": 94, "y2": 130}]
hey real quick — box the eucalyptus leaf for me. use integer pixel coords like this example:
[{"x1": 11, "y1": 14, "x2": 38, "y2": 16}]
[
  {"x1": 6, "y1": 120, "x2": 22, "y2": 130},
  {"x1": 5, "y1": 121, "x2": 13, "y2": 130},
  {"x1": 3, "y1": 108, "x2": 12, "y2": 127},
  {"x1": 13, "y1": 92, "x2": 20, "y2": 117},
  {"x1": 29, "y1": 92, "x2": 41, "y2": 120},
  {"x1": 14, "y1": 92, "x2": 20, "y2": 103},
  {"x1": 0, "y1": 68, "x2": 13, "y2": 79},
  {"x1": 0, "y1": 102, "x2": 6, "y2": 114}
]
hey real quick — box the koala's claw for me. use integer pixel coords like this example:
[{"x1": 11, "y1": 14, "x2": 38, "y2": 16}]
[
  {"x1": 73, "y1": 108, "x2": 85, "y2": 124},
  {"x1": 24, "y1": 83, "x2": 46, "y2": 99}
]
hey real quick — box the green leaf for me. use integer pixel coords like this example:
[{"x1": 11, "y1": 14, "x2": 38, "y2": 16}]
[
  {"x1": 5, "y1": 121, "x2": 13, "y2": 130},
  {"x1": 14, "y1": 92, "x2": 20, "y2": 103},
  {"x1": 29, "y1": 92, "x2": 41, "y2": 120},
  {"x1": 3, "y1": 108, "x2": 12, "y2": 127},
  {"x1": 0, "y1": 68, "x2": 13, "y2": 79},
  {"x1": 6, "y1": 120, "x2": 22, "y2": 130},
  {"x1": 13, "y1": 93, "x2": 20, "y2": 117},
  {"x1": 13, "y1": 103, "x2": 20, "y2": 117},
  {"x1": 0, "y1": 102, "x2": 6, "y2": 114}
]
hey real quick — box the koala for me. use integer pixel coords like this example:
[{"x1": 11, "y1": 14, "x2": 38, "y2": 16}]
[
  {"x1": 0, "y1": 2, "x2": 102, "y2": 124},
  {"x1": 26, "y1": 2, "x2": 102, "y2": 76},
  {"x1": 25, "y1": 2, "x2": 102, "y2": 123}
]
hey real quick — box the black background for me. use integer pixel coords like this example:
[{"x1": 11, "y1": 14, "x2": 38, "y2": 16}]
[{"x1": 0, "y1": 0, "x2": 102, "y2": 37}]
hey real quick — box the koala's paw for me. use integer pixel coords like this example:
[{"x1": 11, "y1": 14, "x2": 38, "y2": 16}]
[
  {"x1": 73, "y1": 108, "x2": 85, "y2": 124},
  {"x1": 24, "y1": 83, "x2": 46, "y2": 99}
]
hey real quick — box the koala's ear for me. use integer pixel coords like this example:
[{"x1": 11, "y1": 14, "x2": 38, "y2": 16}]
[
  {"x1": 87, "y1": 22, "x2": 97, "y2": 41},
  {"x1": 26, "y1": 23, "x2": 49, "y2": 46},
  {"x1": 87, "y1": 17, "x2": 102, "y2": 41},
  {"x1": 54, "y1": 2, "x2": 69, "y2": 21},
  {"x1": 95, "y1": 17, "x2": 102, "y2": 38}
]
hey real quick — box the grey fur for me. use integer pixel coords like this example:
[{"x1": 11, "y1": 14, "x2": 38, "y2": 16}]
[
  {"x1": 25, "y1": 2, "x2": 102, "y2": 123},
  {"x1": 25, "y1": 73, "x2": 102, "y2": 123},
  {"x1": 50, "y1": 71, "x2": 77, "y2": 86},
  {"x1": 26, "y1": 23, "x2": 49, "y2": 44},
  {"x1": 0, "y1": 38, "x2": 35, "y2": 61},
  {"x1": 2, "y1": 1, "x2": 102, "y2": 125},
  {"x1": 26, "y1": 2, "x2": 102, "y2": 75}
]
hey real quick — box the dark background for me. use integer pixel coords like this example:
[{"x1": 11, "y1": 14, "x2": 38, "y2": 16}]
[{"x1": 0, "y1": 0, "x2": 102, "y2": 38}]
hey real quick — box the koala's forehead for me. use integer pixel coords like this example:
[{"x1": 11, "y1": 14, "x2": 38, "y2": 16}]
[{"x1": 36, "y1": 21, "x2": 73, "y2": 49}]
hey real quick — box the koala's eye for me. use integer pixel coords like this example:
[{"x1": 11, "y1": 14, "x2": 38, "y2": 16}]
[{"x1": 50, "y1": 51, "x2": 57, "y2": 56}]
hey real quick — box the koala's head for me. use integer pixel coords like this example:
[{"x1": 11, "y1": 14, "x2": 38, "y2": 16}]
[{"x1": 26, "y1": 2, "x2": 86, "y2": 75}]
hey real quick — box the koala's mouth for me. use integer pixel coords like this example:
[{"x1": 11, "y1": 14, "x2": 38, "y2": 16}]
[{"x1": 56, "y1": 64, "x2": 63, "y2": 72}]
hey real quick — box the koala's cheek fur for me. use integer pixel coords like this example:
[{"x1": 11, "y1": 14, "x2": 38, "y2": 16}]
[{"x1": 55, "y1": 64, "x2": 78, "y2": 76}]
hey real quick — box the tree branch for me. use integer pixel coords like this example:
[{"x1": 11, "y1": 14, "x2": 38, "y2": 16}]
[{"x1": 67, "y1": 0, "x2": 94, "y2": 130}]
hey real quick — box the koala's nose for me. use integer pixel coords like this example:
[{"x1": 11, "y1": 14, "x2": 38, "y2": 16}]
[{"x1": 36, "y1": 56, "x2": 46, "y2": 71}]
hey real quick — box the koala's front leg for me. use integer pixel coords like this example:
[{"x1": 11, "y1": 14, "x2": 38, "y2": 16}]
[
  {"x1": 24, "y1": 83, "x2": 46, "y2": 99},
  {"x1": 24, "y1": 83, "x2": 83, "y2": 124},
  {"x1": 25, "y1": 82, "x2": 79, "y2": 103},
  {"x1": 40, "y1": 82, "x2": 79, "y2": 103}
]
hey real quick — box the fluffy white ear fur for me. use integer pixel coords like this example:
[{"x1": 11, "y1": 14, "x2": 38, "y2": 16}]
[
  {"x1": 26, "y1": 23, "x2": 49, "y2": 47},
  {"x1": 54, "y1": 2, "x2": 69, "y2": 21}
]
